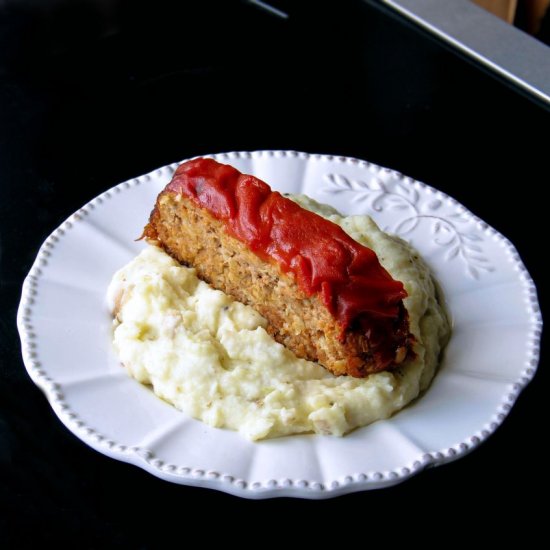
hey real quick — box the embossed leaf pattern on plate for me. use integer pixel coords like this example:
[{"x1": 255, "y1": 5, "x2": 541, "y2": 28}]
[{"x1": 324, "y1": 173, "x2": 494, "y2": 279}]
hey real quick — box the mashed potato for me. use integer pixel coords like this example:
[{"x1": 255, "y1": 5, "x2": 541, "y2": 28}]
[{"x1": 108, "y1": 196, "x2": 449, "y2": 440}]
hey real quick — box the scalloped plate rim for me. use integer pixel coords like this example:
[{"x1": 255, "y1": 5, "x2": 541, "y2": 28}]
[{"x1": 16, "y1": 150, "x2": 542, "y2": 499}]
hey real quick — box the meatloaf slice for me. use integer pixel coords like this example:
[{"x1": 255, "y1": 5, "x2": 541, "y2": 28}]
[{"x1": 142, "y1": 158, "x2": 413, "y2": 377}]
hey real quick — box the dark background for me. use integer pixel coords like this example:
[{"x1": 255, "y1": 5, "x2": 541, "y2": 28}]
[{"x1": 1, "y1": 0, "x2": 547, "y2": 545}]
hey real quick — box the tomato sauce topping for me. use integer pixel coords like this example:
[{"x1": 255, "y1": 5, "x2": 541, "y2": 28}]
[{"x1": 166, "y1": 158, "x2": 407, "y2": 336}]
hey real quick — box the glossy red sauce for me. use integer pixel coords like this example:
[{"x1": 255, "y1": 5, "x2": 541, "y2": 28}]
[{"x1": 167, "y1": 158, "x2": 407, "y2": 337}]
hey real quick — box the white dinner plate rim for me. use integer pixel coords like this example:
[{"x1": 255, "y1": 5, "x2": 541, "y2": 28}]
[{"x1": 17, "y1": 150, "x2": 542, "y2": 499}]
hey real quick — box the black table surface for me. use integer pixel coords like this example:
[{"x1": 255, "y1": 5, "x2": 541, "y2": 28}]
[{"x1": 1, "y1": 0, "x2": 547, "y2": 544}]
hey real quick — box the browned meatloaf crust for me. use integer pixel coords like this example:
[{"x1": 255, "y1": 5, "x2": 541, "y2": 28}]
[{"x1": 143, "y1": 159, "x2": 413, "y2": 377}]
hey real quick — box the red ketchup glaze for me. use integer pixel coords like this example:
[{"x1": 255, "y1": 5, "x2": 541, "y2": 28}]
[{"x1": 167, "y1": 158, "x2": 408, "y2": 339}]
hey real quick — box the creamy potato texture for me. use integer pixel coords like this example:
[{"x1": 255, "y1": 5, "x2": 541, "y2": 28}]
[{"x1": 108, "y1": 196, "x2": 449, "y2": 440}]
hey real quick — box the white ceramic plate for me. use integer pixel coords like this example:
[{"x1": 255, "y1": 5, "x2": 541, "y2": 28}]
[{"x1": 17, "y1": 151, "x2": 541, "y2": 499}]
